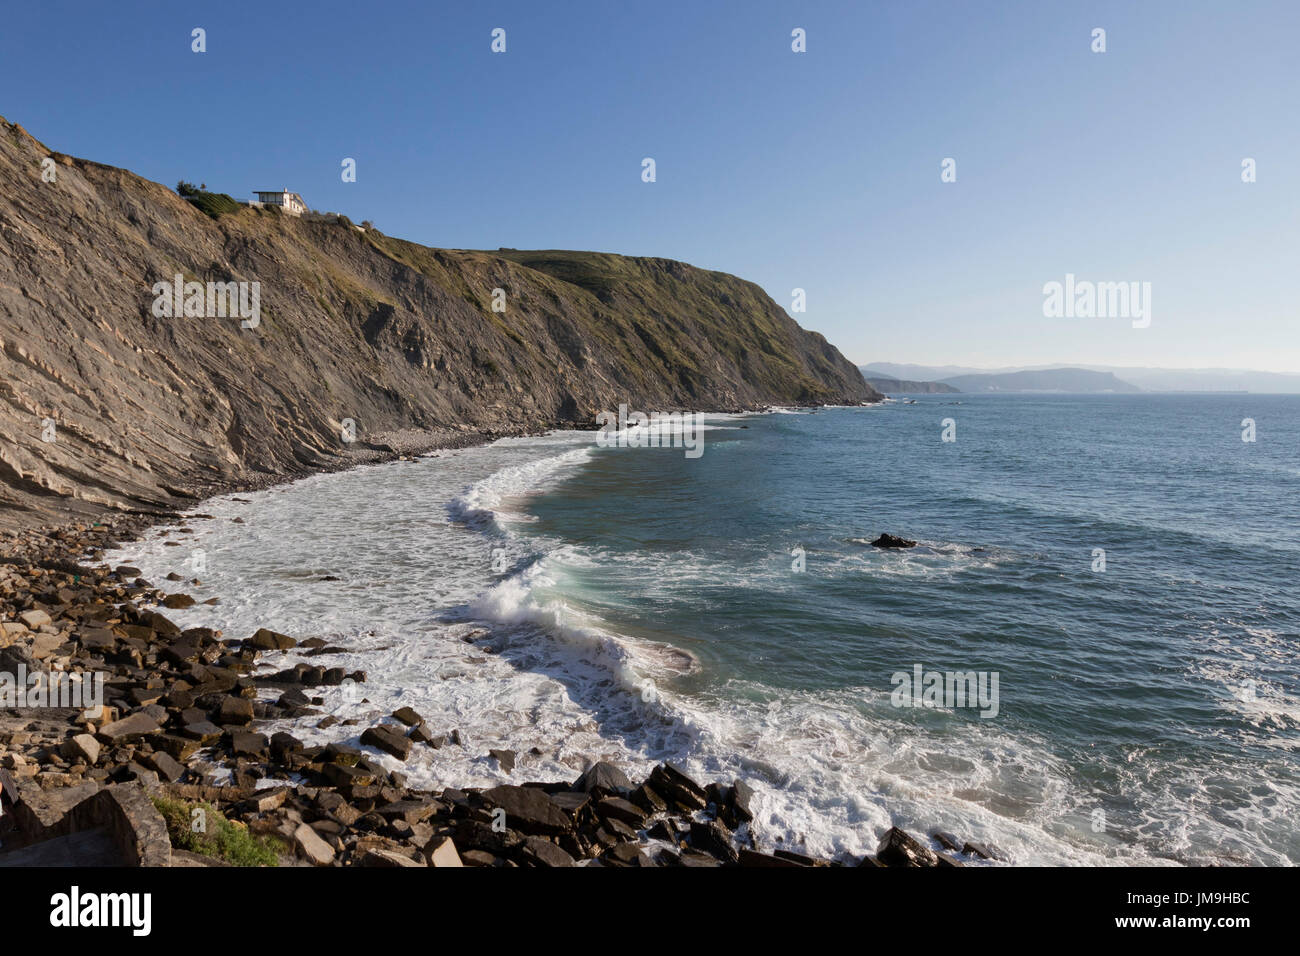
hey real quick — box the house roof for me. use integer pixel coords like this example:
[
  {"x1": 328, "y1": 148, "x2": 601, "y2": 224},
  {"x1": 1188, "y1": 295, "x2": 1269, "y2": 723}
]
[{"x1": 254, "y1": 190, "x2": 306, "y2": 203}]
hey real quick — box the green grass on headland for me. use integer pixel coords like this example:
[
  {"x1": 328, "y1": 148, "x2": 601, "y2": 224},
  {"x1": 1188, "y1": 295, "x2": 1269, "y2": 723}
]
[
  {"x1": 176, "y1": 181, "x2": 243, "y2": 219},
  {"x1": 152, "y1": 796, "x2": 283, "y2": 866}
]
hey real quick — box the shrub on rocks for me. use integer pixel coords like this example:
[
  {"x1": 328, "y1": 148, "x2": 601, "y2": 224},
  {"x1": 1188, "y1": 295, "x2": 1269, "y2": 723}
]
[{"x1": 151, "y1": 796, "x2": 282, "y2": 866}]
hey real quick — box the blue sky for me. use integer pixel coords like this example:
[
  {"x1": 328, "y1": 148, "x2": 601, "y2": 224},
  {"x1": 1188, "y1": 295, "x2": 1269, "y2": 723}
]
[{"x1": 4, "y1": 0, "x2": 1297, "y2": 370}]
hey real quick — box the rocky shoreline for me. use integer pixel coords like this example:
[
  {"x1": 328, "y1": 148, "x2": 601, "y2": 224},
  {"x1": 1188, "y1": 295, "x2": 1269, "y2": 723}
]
[{"x1": 0, "y1": 432, "x2": 1001, "y2": 869}]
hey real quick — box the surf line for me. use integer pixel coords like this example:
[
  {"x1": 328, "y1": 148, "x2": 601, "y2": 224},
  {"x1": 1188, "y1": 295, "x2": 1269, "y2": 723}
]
[{"x1": 594, "y1": 404, "x2": 705, "y2": 459}]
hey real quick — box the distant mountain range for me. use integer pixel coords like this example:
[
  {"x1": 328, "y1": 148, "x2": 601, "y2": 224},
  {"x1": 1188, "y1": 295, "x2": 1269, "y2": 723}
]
[
  {"x1": 862, "y1": 362, "x2": 1300, "y2": 394},
  {"x1": 941, "y1": 368, "x2": 1140, "y2": 393},
  {"x1": 859, "y1": 365, "x2": 1139, "y2": 394},
  {"x1": 860, "y1": 375, "x2": 959, "y2": 394}
]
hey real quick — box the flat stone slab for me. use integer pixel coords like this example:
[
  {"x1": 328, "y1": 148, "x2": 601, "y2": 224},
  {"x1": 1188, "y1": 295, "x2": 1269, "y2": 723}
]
[{"x1": 96, "y1": 711, "x2": 161, "y2": 743}]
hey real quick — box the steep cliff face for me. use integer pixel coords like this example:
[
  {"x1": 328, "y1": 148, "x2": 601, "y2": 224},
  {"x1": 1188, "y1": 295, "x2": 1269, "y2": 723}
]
[{"x1": 0, "y1": 118, "x2": 878, "y2": 530}]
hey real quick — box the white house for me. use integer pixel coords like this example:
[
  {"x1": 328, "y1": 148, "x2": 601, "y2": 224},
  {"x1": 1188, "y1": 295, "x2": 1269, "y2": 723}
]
[{"x1": 251, "y1": 189, "x2": 307, "y2": 216}]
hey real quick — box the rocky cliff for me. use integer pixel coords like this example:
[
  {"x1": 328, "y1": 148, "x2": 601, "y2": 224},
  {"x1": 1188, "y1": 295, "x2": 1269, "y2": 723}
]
[{"x1": 0, "y1": 118, "x2": 878, "y2": 531}]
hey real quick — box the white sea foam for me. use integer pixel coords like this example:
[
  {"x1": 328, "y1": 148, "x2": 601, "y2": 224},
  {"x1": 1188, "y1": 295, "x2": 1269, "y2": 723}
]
[{"x1": 102, "y1": 425, "x2": 1294, "y2": 867}]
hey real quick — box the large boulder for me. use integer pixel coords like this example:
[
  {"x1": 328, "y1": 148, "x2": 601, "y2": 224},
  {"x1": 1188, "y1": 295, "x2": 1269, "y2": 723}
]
[
  {"x1": 95, "y1": 712, "x2": 161, "y2": 744},
  {"x1": 248, "y1": 628, "x2": 297, "y2": 651},
  {"x1": 876, "y1": 826, "x2": 939, "y2": 867},
  {"x1": 361, "y1": 724, "x2": 412, "y2": 761},
  {"x1": 647, "y1": 763, "x2": 707, "y2": 811},
  {"x1": 574, "y1": 761, "x2": 632, "y2": 795},
  {"x1": 689, "y1": 819, "x2": 739, "y2": 865},
  {"x1": 61, "y1": 734, "x2": 100, "y2": 765},
  {"x1": 481, "y1": 785, "x2": 572, "y2": 836},
  {"x1": 520, "y1": 835, "x2": 575, "y2": 867},
  {"x1": 427, "y1": 836, "x2": 463, "y2": 867},
  {"x1": 293, "y1": 823, "x2": 335, "y2": 866}
]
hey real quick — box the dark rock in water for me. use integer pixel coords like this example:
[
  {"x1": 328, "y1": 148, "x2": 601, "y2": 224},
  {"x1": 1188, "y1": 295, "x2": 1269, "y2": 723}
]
[
  {"x1": 720, "y1": 779, "x2": 755, "y2": 828},
  {"x1": 648, "y1": 763, "x2": 707, "y2": 811},
  {"x1": 392, "y1": 706, "x2": 424, "y2": 726},
  {"x1": 161, "y1": 593, "x2": 194, "y2": 609},
  {"x1": 932, "y1": 830, "x2": 962, "y2": 852},
  {"x1": 876, "y1": 826, "x2": 939, "y2": 867},
  {"x1": 409, "y1": 725, "x2": 445, "y2": 748},
  {"x1": 277, "y1": 688, "x2": 310, "y2": 708},
  {"x1": 690, "y1": 819, "x2": 739, "y2": 865},
  {"x1": 361, "y1": 724, "x2": 412, "y2": 761},
  {"x1": 870, "y1": 534, "x2": 917, "y2": 549},
  {"x1": 574, "y1": 761, "x2": 632, "y2": 795},
  {"x1": 248, "y1": 628, "x2": 297, "y2": 651},
  {"x1": 962, "y1": 840, "x2": 1007, "y2": 861},
  {"x1": 489, "y1": 748, "x2": 516, "y2": 773}
]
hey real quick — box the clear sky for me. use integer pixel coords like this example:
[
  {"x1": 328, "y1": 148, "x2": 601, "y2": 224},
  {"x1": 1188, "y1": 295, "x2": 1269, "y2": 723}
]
[{"x1": 4, "y1": 0, "x2": 1297, "y2": 371}]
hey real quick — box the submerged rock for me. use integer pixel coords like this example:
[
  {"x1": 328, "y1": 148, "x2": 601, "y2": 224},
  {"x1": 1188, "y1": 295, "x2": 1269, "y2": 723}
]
[{"x1": 870, "y1": 533, "x2": 918, "y2": 549}]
